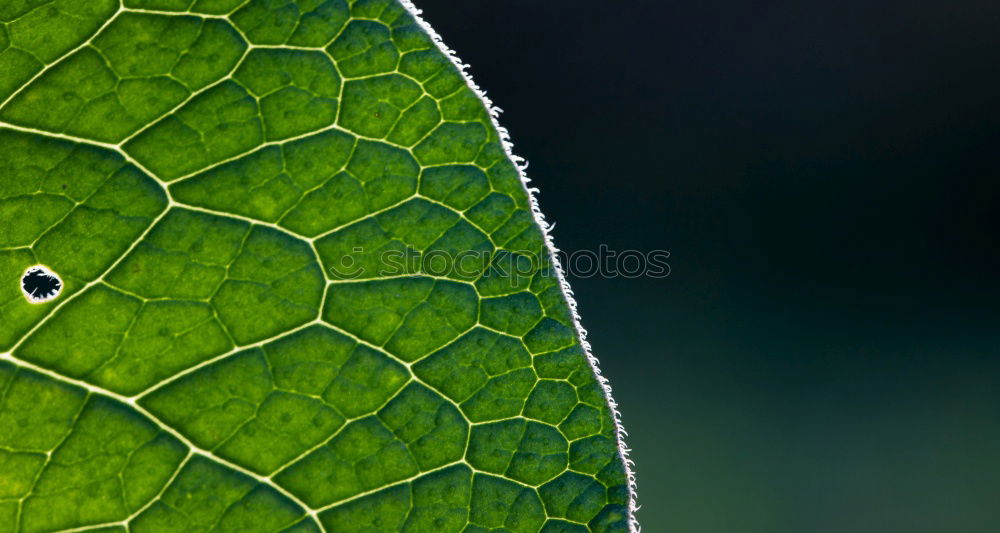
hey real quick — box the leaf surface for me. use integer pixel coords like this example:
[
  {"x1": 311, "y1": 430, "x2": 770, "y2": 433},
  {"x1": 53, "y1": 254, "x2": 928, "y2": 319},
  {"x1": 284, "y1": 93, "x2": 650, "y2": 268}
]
[{"x1": 0, "y1": 1, "x2": 633, "y2": 531}]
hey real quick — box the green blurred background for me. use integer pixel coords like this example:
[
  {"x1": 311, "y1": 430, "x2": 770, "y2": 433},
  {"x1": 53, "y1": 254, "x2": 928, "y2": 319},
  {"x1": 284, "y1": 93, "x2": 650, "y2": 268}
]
[{"x1": 417, "y1": 0, "x2": 1000, "y2": 531}]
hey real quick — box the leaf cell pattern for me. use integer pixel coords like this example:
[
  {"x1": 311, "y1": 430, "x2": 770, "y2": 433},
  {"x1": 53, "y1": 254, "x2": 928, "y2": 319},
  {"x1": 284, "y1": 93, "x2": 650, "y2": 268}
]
[{"x1": 0, "y1": 1, "x2": 633, "y2": 532}]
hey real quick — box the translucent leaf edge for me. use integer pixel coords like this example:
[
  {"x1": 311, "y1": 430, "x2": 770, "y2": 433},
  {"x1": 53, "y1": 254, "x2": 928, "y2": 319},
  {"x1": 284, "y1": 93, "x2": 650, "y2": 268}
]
[{"x1": 400, "y1": 2, "x2": 640, "y2": 529}]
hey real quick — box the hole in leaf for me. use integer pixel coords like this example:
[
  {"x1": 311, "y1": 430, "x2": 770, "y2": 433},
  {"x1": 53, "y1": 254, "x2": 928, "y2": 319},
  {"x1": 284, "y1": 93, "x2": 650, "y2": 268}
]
[{"x1": 21, "y1": 265, "x2": 62, "y2": 304}]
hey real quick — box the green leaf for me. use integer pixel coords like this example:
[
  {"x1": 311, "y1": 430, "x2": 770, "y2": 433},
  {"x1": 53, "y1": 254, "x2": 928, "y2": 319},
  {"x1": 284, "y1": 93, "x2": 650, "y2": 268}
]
[{"x1": 0, "y1": 1, "x2": 635, "y2": 531}]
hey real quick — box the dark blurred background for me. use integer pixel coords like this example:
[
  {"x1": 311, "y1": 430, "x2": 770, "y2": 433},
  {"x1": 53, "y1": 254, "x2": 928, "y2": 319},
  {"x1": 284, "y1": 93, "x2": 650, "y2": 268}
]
[{"x1": 415, "y1": 1, "x2": 1000, "y2": 531}]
